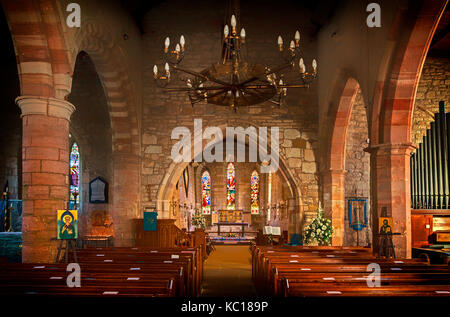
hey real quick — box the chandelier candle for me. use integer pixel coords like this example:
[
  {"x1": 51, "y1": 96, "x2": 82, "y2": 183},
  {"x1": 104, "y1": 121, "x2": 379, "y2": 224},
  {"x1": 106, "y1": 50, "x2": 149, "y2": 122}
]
[{"x1": 153, "y1": 14, "x2": 318, "y2": 110}]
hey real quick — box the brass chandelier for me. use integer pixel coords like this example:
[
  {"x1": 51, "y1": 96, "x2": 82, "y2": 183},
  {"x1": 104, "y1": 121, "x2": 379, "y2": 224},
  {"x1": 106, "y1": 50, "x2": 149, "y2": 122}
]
[{"x1": 153, "y1": 14, "x2": 317, "y2": 110}]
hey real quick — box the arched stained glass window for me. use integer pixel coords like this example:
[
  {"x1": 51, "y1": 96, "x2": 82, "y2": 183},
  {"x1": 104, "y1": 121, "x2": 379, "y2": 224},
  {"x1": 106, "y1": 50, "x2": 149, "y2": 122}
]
[
  {"x1": 250, "y1": 170, "x2": 259, "y2": 214},
  {"x1": 226, "y1": 162, "x2": 236, "y2": 210},
  {"x1": 69, "y1": 142, "x2": 80, "y2": 208},
  {"x1": 201, "y1": 171, "x2": 211, "y2": 215}
]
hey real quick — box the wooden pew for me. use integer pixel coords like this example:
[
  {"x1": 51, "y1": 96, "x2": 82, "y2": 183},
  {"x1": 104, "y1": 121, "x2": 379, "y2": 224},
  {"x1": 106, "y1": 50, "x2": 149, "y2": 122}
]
[
  {"x1": 252, "y1": 246, "x2": 377, "y2": 292},
  {"x1": 0, "y1": 263, "x2": 178, "y2": 297},
  {"x1": 282, "y1": 283, "x2": 450, "y2": 297},
  {"x1": 251, "y1": 245, "x2": 450, "y2": 297},
  {"x1": 0, "y1": 245, "x2": 205, "y2": 297},
  {"x1": 75, "y1": 246, "x2": 202, "y2": 295},
  {"x1": 265, "y1": 257, "x2": 429, "y2": 295},
  {"x1": 251, "y1": 245, "x2": 372, "y2": 282}
]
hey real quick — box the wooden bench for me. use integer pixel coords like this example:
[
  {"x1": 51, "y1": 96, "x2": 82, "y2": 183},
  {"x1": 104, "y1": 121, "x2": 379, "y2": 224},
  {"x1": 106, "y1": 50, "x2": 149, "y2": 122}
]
[
  {"x1": 0, "y1": 263, "x2": 178, "y2": 297},
  {"x1": 0, "y1": 246, "x2": 205, "y2": 297},
  {"x1": 282, "y1": 283, "x2": 450, "y2": 297},
  {"x1": 75, "y1": 246, "x2": 202, "y2": 295},
  {"x1": 251, "y1": 245, "x2": 450, "y2": 297}
]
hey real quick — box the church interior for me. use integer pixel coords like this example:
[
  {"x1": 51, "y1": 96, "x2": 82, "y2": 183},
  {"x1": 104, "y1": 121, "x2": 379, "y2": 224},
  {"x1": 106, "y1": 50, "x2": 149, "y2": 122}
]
[{"x1": 0, "y1": 0, "x2": 450, "y2": 301}]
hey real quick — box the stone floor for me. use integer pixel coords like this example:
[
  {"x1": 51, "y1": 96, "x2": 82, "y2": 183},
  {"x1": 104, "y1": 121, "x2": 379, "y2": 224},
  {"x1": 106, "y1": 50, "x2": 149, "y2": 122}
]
[{"x1": 200, "y1": 245, "x2": 257, "y2": 297}]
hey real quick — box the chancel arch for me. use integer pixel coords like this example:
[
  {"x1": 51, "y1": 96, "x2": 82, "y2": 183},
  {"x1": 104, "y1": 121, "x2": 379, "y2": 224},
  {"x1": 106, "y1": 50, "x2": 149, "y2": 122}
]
[{"x1": 156, "y1": 125, "x2": 304, "y2": 242}]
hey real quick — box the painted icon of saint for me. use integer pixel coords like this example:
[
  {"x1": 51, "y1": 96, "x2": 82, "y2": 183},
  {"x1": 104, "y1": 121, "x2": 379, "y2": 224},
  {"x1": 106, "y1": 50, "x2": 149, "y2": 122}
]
[
  {"x1": 380, "y1": 219, "x2": 392, "y2": 235},
  {"x1": 60, "y1": 214, "x2": 75, "y2": 239}
]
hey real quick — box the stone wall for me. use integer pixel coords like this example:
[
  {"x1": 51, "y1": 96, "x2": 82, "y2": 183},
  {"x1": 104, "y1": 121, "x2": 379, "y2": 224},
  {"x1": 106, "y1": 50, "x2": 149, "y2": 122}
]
[
  {"x1": 344, "y1": 88, "x2": 371, "y2": 246},
  {"x1": 412, "y1": 57, "x2": 450, "y2": 145},
  {"x1": 140, "y1": 0, "x2": 320, "y2": 230}
]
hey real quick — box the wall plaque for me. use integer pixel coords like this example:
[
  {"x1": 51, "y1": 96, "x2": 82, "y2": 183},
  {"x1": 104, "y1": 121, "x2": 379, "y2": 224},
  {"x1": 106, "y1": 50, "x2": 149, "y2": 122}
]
[{"x1": 89, "y1": 177, "x2": 108, "y2": 203}]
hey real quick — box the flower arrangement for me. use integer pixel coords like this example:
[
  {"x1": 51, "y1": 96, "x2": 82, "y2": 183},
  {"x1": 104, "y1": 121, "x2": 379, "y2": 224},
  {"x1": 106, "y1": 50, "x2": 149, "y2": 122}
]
[
  {"x1": 303, "y1": 203, "x2": 333, "y2": 246},
  {"x1": 191, "y1": 209, "x2": 206, "y2": 229}
]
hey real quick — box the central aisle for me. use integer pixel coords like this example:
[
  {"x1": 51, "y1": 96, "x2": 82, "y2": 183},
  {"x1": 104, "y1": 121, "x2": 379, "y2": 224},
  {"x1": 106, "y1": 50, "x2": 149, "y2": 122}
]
[{"x1": 200, "y1": 245, "x2": 257, "y2": 297}]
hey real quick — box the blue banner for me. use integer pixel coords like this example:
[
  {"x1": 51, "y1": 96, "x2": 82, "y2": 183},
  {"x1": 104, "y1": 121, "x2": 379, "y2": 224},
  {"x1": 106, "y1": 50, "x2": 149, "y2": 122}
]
[
  {"x1": 143, "y1": 211, "x2": 157, "y2": 231},
  {"x1": 0, "y1": 200, "x2": 5, "y2": 231},
  {"x1": 0, "y1": 200, "x2": 22, "y2": 232}
]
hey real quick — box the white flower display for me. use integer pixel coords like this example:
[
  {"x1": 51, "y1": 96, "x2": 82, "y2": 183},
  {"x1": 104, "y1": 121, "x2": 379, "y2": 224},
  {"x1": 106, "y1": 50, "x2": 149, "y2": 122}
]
[
  {"x1": 192, "y1": 210, "x2": 206, "y2": 229},
  {"x1": 303, "y1": 202, "x2": 334, "y2": 246}
]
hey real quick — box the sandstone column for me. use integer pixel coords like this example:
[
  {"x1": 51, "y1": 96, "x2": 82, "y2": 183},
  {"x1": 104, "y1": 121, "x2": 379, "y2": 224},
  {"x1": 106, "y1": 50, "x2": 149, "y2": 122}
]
[
  {"x1": 16, "y1": 96, "x2": 75, "y2": 263},
  {"x1": 323, "y1": 169, "x2": 346, "y2": 246},
  {"x1": 371, "y1": 143, "x2": 416, "y2": 258}
]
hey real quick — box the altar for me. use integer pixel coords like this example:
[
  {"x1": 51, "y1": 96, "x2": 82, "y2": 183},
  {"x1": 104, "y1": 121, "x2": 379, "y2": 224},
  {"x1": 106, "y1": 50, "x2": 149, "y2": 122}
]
[
  {"x1": 210, "y1": 210, "x2": 251, "y2": 238},
  {"x1": 216, "y1": 222, "x2": 249, "y2": 237}
]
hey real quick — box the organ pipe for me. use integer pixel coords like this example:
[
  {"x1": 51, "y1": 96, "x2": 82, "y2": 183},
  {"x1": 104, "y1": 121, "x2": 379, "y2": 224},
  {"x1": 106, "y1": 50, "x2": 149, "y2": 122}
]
[
  {"x1": 411, "y1": 101, "x2": 448, "y2": 210},
  {"x1": 431, "y1": 122, "x2": 438, "y2": 209},
  {"x1": 423, "y1": 135, "x2": 429, "y2": 208},
  {"x1": 426, "y1": 130, "x2": 433, "y2": 208},
  {"x1": 439, "y1": 101, "x2": 449, "y2": 208}
]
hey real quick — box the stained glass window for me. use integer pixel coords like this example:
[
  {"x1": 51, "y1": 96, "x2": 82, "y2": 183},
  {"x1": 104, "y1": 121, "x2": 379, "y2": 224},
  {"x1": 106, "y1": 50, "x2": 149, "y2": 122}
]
[
  {"x1": 226, "y1": 162, "x2": 236, "y2": 210},
  {"x1": 250, "y1": 170, "x2": 259, "y2": 214},
  {"x1": 201, "y1": 171, "x2": 211, "y2": 215},
  {"x1": 69, "y1": 142, "x2": 80, "y2": 207}
]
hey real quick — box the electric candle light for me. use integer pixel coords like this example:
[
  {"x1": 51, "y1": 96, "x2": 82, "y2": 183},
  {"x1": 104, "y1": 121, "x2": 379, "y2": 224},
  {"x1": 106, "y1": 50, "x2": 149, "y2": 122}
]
[
  {"x1": 277, "y1": 35, "x2": 283, "y2": 51},
  {"x1": 164, "y1": 37, "x2": 170, "y2": 53}
]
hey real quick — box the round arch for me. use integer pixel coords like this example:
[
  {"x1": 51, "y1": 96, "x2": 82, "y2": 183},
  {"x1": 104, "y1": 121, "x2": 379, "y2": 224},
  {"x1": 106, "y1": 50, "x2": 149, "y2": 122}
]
[
  {"x1": 328, "y1": 77, "x2": 361, "y2": 171},
  {"x1": 323, "y1": 74, "x2": 362, "y2": 246}
]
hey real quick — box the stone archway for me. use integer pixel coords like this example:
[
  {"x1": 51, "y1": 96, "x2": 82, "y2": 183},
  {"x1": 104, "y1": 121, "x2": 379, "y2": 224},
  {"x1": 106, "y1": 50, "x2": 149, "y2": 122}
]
[
  {"x1": 324, "y1": 75, "x2": 360, "y2": 246},
  {"x1": 73, "y1": 22, "x2": 142, "y2": 246},
  {"x1": 371, "y1": 0, "x2": 447, "y2": 257},
  {"x1": 156, "y1": 124, "x2": 305, "y2": 236},
  {"x1": 1, "y1": 1, "x2": 143, "y2": 260},
  {"x1": 1, "y1": 0, "x2": 75, "y2": 262}
]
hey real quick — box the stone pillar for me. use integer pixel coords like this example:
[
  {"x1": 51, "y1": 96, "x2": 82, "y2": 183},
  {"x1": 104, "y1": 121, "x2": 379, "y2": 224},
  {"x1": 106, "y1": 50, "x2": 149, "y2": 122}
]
[
  {"x1": 112, "y1": 152, "x2": 140, "y2": 247},
  {"x1": 370, "y1": 143, "x2": 416, "y2": 258},
  {"x1": 323, "y1": 169, "x2": 346, "y2": 246},
  {"x1": 16, "y1": 96, "x2": 75, "y2": 263}
]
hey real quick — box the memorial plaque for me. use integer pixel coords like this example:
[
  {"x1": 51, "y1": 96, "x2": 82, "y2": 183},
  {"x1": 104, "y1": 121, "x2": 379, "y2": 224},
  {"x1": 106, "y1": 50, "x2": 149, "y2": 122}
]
[{"x1": 89, "y1": 177, "x2": 108, "y2": 203}]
